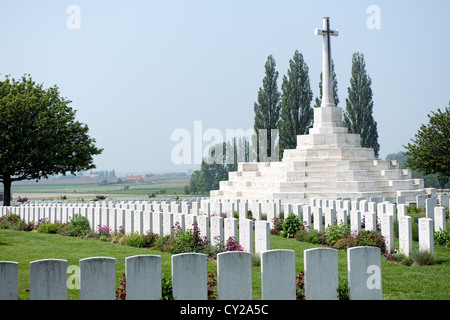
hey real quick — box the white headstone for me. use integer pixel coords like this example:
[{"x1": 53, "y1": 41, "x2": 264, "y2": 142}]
[
  {"x1": 0, "y1": 261, "x2": 18, "y2": 300},
  {"x1": 313, "y1": 207, "x2": 322, "y2": 232},
  {"x1": 425, "y1": 198, "x2": 437, "y2": 220},
  {"x1": 79, "y1": 257, "x2": 116, "y2": 300},
  {"x1": 386, "y1": 203, "x2": 396, "y2": 220},
  {"x1": 347, "y1": 246, "x2": 382, "y2": 300},
  {"x1": 304, "y1": 247, "x2": 338, "y2": 300},
  {"x1": 162, "y1": 213, "x2": 174, "y2": 236},
  {"x1": 418, "y1": 218, "x2": 434, "y2": 255},
  {"x1": 125, "y1": 255, "x2": 161, "y2": 300},
  {"x1": 238, "y1": 201, "x2": 248, "y2": 219},
  {"x1": 30, "y1": 259, "x2": 68, "y2": 300},
  {"x1": 239, "y1": 218, "x2": 254, "y2": 253},
  {"x1": 174, "y1": 213, "x2": 186, "y2": 231},
  {"x1": 292, "y1": 204, "x2": 302, "y2": 221},
  {"x1": 210, "y1": 216, "x2": 223, "y2": 245},
  {"x1": 439, "y1": 194, "x2": 449, "y2": 208},
  {"x1": 125, "y1": 209, "x2": 134, "y2": 234},
  {"x1": 255, "y1": 220, "x2": 270, "y2": 253},
  {"x1": 142, "y1": 211, "x2": 153, "y2": 233},
  {"x1": 398, "y1": 216, "x2": 412, "y2": 257},
  {"x1": 350, "y1": 210, "x2": 361, "y2": 233},
  {"x1": 133, "y1": 210, "x2": 143, "y2": 234},
  {"x1": 152, "y1": 211, "x2": 163, "y2": 235},
  {"x1": 197, "y1": 215, "x2": 210, "y2": 242},
  {"x1": 302, "y1": 205, "x2": 312, "y2": 230},
  {"x1": 396, "y1": 196, "x2": 406, "y2": 205},
  {"x1": 434, "y1": 207, "x2": 446, "y2": 232},
  {"x1": 368, "y1": 201, "x2": 377, "y2": 214},
  {"x1": 217, "y1": 251, "x2": 252, "y2": 300},
  {"x1": 416, "y1": 194, "x2": 426, "y2": 208},
  {"x1": 324, "y1": 208, "x2": 336, "y2": 228},
  {"x1": 261, "y1": 249, "x2": 296, "y2": 300},
  {"x1": 266, "y1": 202, "x2": 277, "y2": 228},
  {"x1": 364, "y1": 212, "x2": 377, "y2": 231},
  {"x1": 337, "y1": 209, "x2": 347, "y2": 226},
  {"x1": 185, "y1": 214, "x2": 198, "y2": 232},
  {"x1": 397, "y1": 204, "x2": 407, "y2": 219},
  {"x1": 381, "y1": 214, "x2": 394, "y2": 254},
  {"x1": 171, "y1": 253, "x2": 207, "y2": 300},
  {"x1": 224, "y1": 217, "x2": 238, "y2": 244}
]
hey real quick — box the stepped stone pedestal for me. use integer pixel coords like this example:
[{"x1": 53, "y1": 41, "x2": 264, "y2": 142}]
[
  {"x1": 210, "y1": 107, "x2": 425, "y2": 205},
  {"x1": 209, "y1": 17, "x2": 426, "y2": 205}
]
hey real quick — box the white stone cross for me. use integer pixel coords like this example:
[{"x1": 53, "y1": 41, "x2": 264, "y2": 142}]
[{"x1": 315, "y1": 17, "x2": 339, "y2": 107}]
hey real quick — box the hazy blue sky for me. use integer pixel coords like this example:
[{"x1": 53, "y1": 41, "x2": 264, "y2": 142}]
[{"x1": 0, "y1": 1, "x2": 448, "y2": 176}]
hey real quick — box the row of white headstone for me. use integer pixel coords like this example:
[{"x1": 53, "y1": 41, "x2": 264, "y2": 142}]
[
  {"x1": 303, "y1": 196, "x2": 447, "y2": 257},
  {"x1": 2, "y1": 193, "x2": 446, "y2": 257},
  {"x1": 0, "y1": 202, "x2": 270, "y2": 254},
  {"x1": 0, "y1": 246, "x2": 383, "y2": 300}
]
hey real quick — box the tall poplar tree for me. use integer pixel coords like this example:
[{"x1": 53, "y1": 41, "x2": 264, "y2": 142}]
[
  {"x1": 279, "y1": 50, "x2": 313, "y2": 158},
  {"x1": 313, "y1": 60, "x2": 339, "y2": 108},
  {"x1": 343, "y1": 52, "x2": 380, "y2": 157},
  {"x1": 253, "y1": 55, "x2": 281, "y2": 161}
]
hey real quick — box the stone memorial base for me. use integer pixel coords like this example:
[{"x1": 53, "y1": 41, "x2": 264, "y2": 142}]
[{"x1": 210, "y1": 107, "x2": 426, "y2": 205}]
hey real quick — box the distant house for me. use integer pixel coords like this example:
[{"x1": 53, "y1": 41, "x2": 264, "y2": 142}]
[
  {"x1": 84, "y1": 174, "x2": 99, "y2": 178},
  {"x1": 125, "y1": 175, "x2": 143, "y2": 183}
]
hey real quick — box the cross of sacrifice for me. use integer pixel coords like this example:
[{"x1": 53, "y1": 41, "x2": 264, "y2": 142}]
[{"x1": 315, "y1": 17, "x2": 339, "y2": 107}]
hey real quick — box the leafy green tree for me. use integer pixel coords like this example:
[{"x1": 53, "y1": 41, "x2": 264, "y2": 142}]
[
  {"x1": 313, "y1": 60, "x2": 339, "y2": 108},
  {"x1": 188, "y1": 170, "x2": 201, "y2": 194},
  {"x1": 0, "y1": 75, "x2": 103, "y2": 205},
  {"x1": 254, "y1": 55, "x2": 281, "y2": 161},
  {"x1": 343, "y1": 52, "x2": 380, "y2": 157},
  {"x1": 404, "y1": 105, "x2": 450, "y2": 178},
  {"x1": 436, "y1": 172, "x2": 449, "y2": 191},
  {"x1": 279, "y1": 50, "x2": 313, "y2": 158}
]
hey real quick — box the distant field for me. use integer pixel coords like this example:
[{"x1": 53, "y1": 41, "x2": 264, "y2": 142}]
[{"x1": 10, "y1": 177, "x2": 195, "y2": 200}]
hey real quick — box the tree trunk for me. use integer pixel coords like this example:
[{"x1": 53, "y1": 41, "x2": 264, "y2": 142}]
[{"x1": 3, "y1": 175, "x2": 12, "y2": 206}]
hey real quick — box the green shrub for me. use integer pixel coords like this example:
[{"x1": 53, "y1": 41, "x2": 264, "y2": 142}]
[
  {"x1": 165, "y1": 222, "x2": 208, "y2": 254},
  {"x1": 154, "y1": 235, "x2": 173, "y2": 252},
  {"x1": 295, "y1": 228, "x2": 322, "y2": 244},
  {"x1": 0, "y1": 213, "x2": 33, "y2": 231},
  {"x1": 434, "y1": 229, "x2": 450, "y2": 247},
  {"x1": 337, "y1": 276, "x2": 349, "y2": 300},
  {"x1": 281, "y1": 214, "x2": 302, "y2": 238},
  {"x1": 123, "y1": 231, "x2": 158, "y2": 248},
  {"x1": 169, "y1": 228, "x2": 197, "y2": 253},
  {"x1": 64, "y1": 214, "x2": 91, "y2": 237},
  {"x1": 347, "y1": 230, "x2": 386, "y2": 252},
  {"x1": 161, "y1": 273, "x2": 174, "y2": 300},
  {"x1": 332, "y1": 238, "x2": 348, "y2": 250},
  {"x1": 411, "y1": 249, "x2": 436, "y2": 266},
  {"x1": 385, "y1": 250, "x2": 413, "y2": 266},
  {"x1": 251, "y1": 253, "x2": 261, "y2": 267},
  {"x1": 201, "y1": 242, "x2": 225, "y2": 260},
  {"x1": 270, "y1": 217, "x2": 284, "y2": 235},
  {"x1": 323, "y1": 224, "x2": 350, "y2": 247},
  {"x1": 36, "y1": 221, "x2": 60, "y2": 234},
  {"x1": 407, "y1": 205, "x2": 423, "y2": 214}
]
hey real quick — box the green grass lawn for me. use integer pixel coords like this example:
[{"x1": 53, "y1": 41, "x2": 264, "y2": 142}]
[{"x1": 1, "y1": 228, "x2": 449, "y2": 300}]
